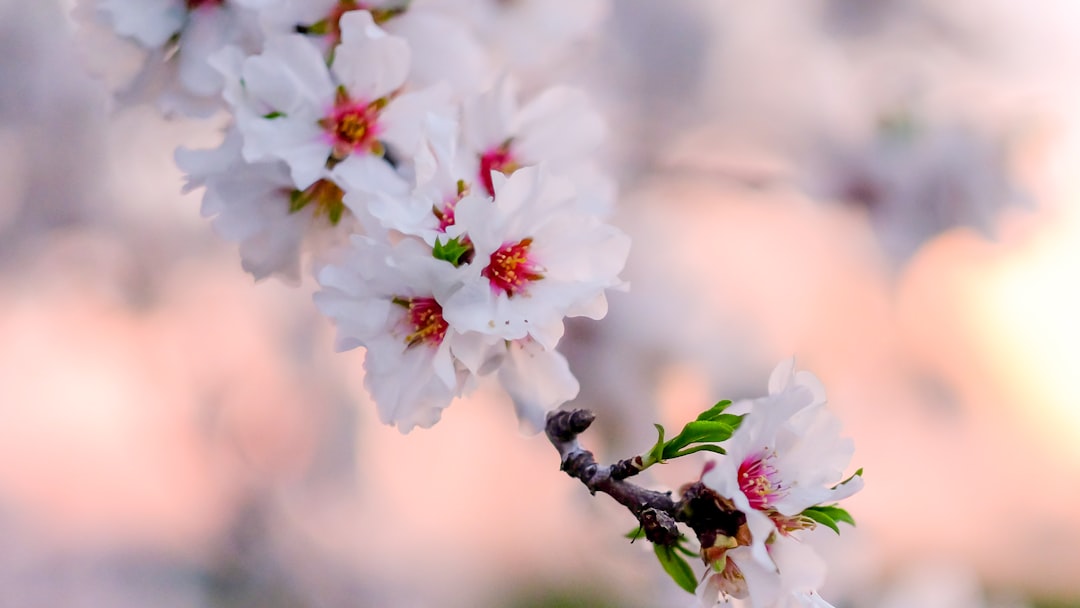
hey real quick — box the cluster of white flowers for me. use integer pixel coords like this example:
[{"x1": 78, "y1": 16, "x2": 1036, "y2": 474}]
[
  {"x1": 81, "y1": 0, "x2": 627, "y2": 433},
  {"x1": 696, "y1": 360, "x2": 864, "y2": 608}
]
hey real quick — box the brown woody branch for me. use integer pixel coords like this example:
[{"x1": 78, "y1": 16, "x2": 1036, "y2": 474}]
[{"x1": 546, "y1": 409, "x2": 747, "y2": 550}]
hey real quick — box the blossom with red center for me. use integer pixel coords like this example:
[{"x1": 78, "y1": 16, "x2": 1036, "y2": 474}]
[
  {"x1": 319, "y1": 88, "x2": 387, "y2": 160},
  {"x1": 738, "y1": 450, "x2": 786, "y2": 511},
  {"x1": 478, "y1": 143, "x2": 520, "y2": 197},
  {"x1": 482, "y1": 238, "x2": 544, "y2": 297},
  {"x1": 462, "y1": 79, "x2": 613, "y2": 213},
  {"x1": 394, "y1": 297, "x2": 448, "y2": 347},
  {"x1": 227, "y1": 10, "x2": 450, "y2": 190},
  {"x1": 701, "y1": 359, "x2": 863, "y2": 569},
  {"x1": 442, "y1": 165, "x2": 629, "y2": 350},
  {"x1": 314, "y1": 237, "x2": 489, "y2": 433}
]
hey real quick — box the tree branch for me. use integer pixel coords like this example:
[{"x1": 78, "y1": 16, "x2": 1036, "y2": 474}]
[{"x1": 546, "y1": 409, "x2": 746, "y2": 551}]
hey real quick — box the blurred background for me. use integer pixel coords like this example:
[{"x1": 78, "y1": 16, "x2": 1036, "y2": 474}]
[{"x1": 1, "y1": 0, "x2": 1079, "y2": 606}]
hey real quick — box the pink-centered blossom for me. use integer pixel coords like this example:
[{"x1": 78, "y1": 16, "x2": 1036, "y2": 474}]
[
  {"x1": 702, "y1": 359, "x2": 863, "y2": 567},
  {"x1": 314, "y1": 236, "x2": 493, "y2": 433},
  {"x1": 462, "y1": 77, "x2": 613, "y2": 214},
  {"x1": 441, "y1": 165, "x2": 629, "y2": 350},
  {"x1": 225, "y1": 10, "x2": 450, "y2": 190}
]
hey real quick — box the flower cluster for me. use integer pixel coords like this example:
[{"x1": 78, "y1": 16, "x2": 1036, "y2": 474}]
[
  {"x1": 81, "y1": 0, "x2": 627, "y2": 433},
  {"x1": 694, "y1": 360, "x2": 863, "y2": 608}
]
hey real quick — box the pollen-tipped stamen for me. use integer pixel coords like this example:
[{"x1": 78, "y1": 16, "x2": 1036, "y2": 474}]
[{"x1": 482, "y1": 237, "x2": 544, "y2": 297}]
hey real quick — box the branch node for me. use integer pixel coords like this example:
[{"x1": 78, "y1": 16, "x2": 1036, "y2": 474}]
[{"x1": 546, "y1": 409, "x2": 596, "y2": 443}]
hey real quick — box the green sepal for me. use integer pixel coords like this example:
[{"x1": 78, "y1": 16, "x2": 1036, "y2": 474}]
[
  {"x1": 432, "y1": 235, "x2": 473, "y2": 267},
  {"x1": 801, "y1": 505, "x2": 856, "y2": 534},
  {"x1": 326, "y1": 201, "x2": 344, "y2": 226},
  {"x1": 625, "y1": 527, "x2": 644, "y2": 541},
  {"x1": 303, "y1": 18, "x2": 330, "y2": 35},
  {"x1": 288, "y1": 190, "x2": 309, "y2": 213},
  {"x1": 654, "y1": 544, "x2": 699, "y2": 594}
]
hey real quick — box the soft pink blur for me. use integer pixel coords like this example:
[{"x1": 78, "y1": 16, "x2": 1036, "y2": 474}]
[{"x1": 2, "y1": 0, "x2": 1080, "y2": 606}]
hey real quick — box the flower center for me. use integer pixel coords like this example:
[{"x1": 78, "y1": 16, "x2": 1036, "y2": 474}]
[
  {"x1": 482, "y1": 238, "x2": 544, "y2": 297},
  {"x1": 393, "y1": 297, "x2": 448, "y2": 347},
  {"x1": 738, "y1": 451, "x2": 785, "y2": 510},
  {"x1": 320, "y1": 88, "x2": 387, "y2": 160},
  {"x1": 478, "y1": 143, "x2": 520, "y2": 197}
]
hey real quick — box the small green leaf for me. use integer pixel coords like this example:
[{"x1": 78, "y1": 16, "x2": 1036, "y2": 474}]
[
  {"x1": 654, "y1": 544, "x2": 699, "y2": 594},
  {"x1": 667, "y1": 444, "x2": 727, "y2": 459},
  {"x1": 432, "y1": 236, "x2": 474, "y2": 267},
  {"x1": 673, "y1": 542, "x2": 699, "y2": 559},
  {"x1": 808, "y1": 505, "x2": 855, "y2": 528},
  {"x1": 801, "y1": 507, "x2": 840, "y2": 534},
  {"x1": 625, "y1": 527, "x2": 644, "y2": 541},
  {"x1": 263, "y1": 111, "x2": 285, "y2": 119},
  {"x1": 696, "y1": 400, "x2": 733, "y2": 421},
  {"x1": 661, "y1": 416, "x2": 742, "y2": 459}
]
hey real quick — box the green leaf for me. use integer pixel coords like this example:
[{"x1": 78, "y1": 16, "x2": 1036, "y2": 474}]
[
  {"x1": 625, "y1": 527, "x2": 644, "y2": 541},
  {"x1": 673, "y1": 542, "x2": 699, "y2": 559},
  {"x1": 432, "y1": 236, "x2": 473, "y2": 267},
  {"x1": 653, "y1": 544, "x2": 699, "y2": 594},
  {"x1": 696, "y1": 400, "x2": 733, "y2": 421},
  {"x1": 667, "y1": 444, "x2": 727, "y2": 459},
  {"x1": 263, "y1": 111, "x2": 285, "y2": 119},
  {"x1": 801, "y1": 507, "x2": 839, "y2": 534},
  {"x1": 661, "y1": 416, "x2": 742, "y2": 459},
  {"x1": 808, "y1": 505, "x2": 855, "y2": 527},
  {"x1": 802, "y1": 505, "x2": 856, "y2": 534}
]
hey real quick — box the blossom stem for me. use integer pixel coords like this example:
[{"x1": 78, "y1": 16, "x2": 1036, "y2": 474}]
[
  {"x1": 546, "y1": 409, "x2": 749, "y2": 554},
  {"x1": 546, "y1": 409, "x2": 681, "y2": 545}
]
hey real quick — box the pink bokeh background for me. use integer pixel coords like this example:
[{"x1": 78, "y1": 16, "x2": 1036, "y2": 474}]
[{"x1": 1, "y1": 0, "x2": 1078, "y2": 606}]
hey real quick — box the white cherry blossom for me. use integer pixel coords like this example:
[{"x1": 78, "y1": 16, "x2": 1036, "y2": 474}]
[
  {"x1": 314, "y1": 236, "x2": 492, "y2": 432},
  {"x1": 225, "y1": 10, "x2": 450, "y2": 190},
  {"x1": 702, "y1": 359, "x2": 864, "y2": 566},
  {"x1": 441, "y1": 166, "x2": 630, "y2": 350},
  {"x1": 462, "y1": 77, "x2": 613, "y2": 213},
  {"x1": 177, "y1": 129, "x2": 355, "y2": 282}
]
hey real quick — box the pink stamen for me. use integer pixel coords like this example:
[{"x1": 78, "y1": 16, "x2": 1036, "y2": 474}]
[
  {"x1": 319, "y1": 91, "x2": 386, "y2": 160},
  {"x1": 395, "y1": 297, "x2": 448, "y2": 347},
  {"x1": 738, "y1": 451, "x2": 784, "y2": 510},
  {"x1": 478, "y1": 144, "x2": 520, "y2": 197},
  {"x1": 482, "y1": 238, "x2": 544, "y2": 297}
]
